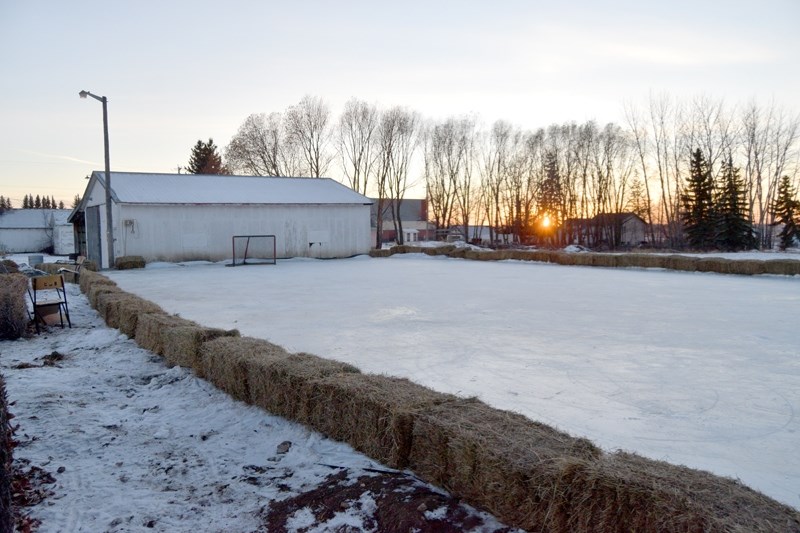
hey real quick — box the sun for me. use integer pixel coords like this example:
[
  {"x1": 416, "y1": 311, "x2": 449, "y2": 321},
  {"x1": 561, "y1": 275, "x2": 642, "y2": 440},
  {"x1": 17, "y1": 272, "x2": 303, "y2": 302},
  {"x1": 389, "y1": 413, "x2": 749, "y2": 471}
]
[{"x1": 541, "y1": 215, "x2": 551, "y2": 228}]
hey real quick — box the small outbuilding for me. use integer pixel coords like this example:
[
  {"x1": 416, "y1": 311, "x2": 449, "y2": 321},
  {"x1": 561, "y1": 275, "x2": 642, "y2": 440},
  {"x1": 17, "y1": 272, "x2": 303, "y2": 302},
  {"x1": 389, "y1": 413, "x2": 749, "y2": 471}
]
[
  {"x1": 0, "y1": 209, "x2": 75, "y2": 255},
  {"x1": 69, "y1": 172, "x2": 373, "y2": 268}
]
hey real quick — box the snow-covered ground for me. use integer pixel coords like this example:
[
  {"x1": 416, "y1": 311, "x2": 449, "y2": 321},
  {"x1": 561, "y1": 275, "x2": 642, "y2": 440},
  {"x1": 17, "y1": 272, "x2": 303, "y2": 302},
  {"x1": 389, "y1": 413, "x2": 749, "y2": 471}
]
[
  {"x1": 1, "y1": 270, "x2": 517, "y2": 531},
  {"x1": 96, "y1": 252, "x2": 800, "y2": 512}
]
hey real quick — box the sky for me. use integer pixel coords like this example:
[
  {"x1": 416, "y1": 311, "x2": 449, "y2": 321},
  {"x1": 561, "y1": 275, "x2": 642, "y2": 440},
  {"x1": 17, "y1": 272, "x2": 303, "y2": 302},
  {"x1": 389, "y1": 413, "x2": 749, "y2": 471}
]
[{"x1": 1, "y1": 0, "x2": 798, "y2": 206}]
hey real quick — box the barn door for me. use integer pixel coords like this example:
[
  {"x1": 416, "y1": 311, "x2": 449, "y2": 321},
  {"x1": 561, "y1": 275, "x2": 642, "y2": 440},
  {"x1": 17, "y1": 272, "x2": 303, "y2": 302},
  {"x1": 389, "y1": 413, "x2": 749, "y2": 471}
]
[{"x1": 85, "y1": 206, "x2": 102, "y2": 265}]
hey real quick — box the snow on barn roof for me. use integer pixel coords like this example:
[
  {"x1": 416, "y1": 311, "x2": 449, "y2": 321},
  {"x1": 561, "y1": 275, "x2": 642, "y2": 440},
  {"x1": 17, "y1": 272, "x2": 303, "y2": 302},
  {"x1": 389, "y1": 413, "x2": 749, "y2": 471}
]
[
  {"x1": 91, "y1": 172, "x2": 372, "y2": 205},
  {"x1": 0, "y1": 209, "x2": 71, "y2": 229}
]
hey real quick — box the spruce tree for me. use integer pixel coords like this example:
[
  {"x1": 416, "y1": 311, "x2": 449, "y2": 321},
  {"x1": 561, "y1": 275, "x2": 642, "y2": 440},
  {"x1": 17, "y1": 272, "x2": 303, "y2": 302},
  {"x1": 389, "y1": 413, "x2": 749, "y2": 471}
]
[
  {"x1": 681, "y1": 149, "x2": 716, "y2": 249},
  {"x1": 72, "y1": 194, "x2": 82, "y2": 208},
  {"x1": 187, "y1": 138, "x2": 226, "y2": 174},
  {"x1": 34, "y1": 195, "x2": 41, "y2": 209},
  {"x1": 58, "y1": 200, "x2": 65, "y2": 209},
  {"x1": 771, "y1": 175, "x2": 800, "y2": 250},
  {"x1": 715, "y1": 157, "x2": 754, "y2": 251},
  {"x1": 22, "y1": 195, "x2": 30, "y2": 209}
]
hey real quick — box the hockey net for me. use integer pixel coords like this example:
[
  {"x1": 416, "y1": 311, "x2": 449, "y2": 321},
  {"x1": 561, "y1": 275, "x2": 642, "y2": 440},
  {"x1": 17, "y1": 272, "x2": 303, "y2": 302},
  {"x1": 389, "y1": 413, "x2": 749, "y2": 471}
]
[{"x1": 229, "y1": 235, "x2": 277, "y2": 266}]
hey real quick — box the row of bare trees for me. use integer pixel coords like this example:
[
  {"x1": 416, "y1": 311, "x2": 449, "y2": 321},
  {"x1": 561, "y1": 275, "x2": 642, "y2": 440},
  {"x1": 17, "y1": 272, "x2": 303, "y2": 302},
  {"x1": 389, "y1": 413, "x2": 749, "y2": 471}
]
[{"x1": 223, "y1": 94, "x2": 799, "y2": 249}]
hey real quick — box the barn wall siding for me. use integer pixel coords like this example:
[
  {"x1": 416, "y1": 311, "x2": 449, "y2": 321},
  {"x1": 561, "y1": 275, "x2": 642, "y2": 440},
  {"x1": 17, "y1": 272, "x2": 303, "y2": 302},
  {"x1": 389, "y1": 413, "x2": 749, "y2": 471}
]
[{"x1": 115, "y1": 204, "x2": 371, "y2": 262}]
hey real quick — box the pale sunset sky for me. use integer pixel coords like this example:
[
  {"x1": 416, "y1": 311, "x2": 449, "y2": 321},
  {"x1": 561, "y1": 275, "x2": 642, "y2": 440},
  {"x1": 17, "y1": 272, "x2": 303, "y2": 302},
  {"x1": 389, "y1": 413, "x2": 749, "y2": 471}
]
[{"x1": 1, "y1": 0, "x2": 798, "y2": 205}]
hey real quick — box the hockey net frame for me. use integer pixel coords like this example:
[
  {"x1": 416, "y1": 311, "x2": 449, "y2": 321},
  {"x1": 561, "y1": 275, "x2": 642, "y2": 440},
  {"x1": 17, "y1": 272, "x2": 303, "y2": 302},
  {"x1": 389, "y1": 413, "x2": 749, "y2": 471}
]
[{"x1": 228, "y1": 234, "x2": 277, "y2": 266}]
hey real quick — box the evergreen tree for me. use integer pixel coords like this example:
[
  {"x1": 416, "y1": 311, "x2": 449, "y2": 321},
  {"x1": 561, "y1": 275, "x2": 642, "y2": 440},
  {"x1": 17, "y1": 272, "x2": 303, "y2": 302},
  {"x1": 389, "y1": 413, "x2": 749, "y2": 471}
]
[
  {"x1": 22, "y1": 195, "x2": 30, "y2": 209},
  {"x1": 187, "y1": 138, "x2": 226, "y2": 174},
  {"x1": 58, "y1": 200, "x2": 65, "y2": 209},
  {"x1": 34, "y1": 195, "x2": 41, "y2": 209},
  {"x1": 51, "y1": 196, "x2": 57, "y2": 209},
  {"x1": 72, "y1": 194, "x2": 82, "y2": 208},
  {"x1": 681, "y1": 149, "x2": 716, "y2": 249},
  {"x1": 0, "y1": 196, "x2": 5, "y2": 213},
  {"x1": 43, "y1": 196, "x2": 51, "y2": 209},
  {"x1": 714, "y1": 157, "x2": 754, "y2": 251},
  {"x1": 771, "y1": 175, "x2": 800, "y2": 250}
]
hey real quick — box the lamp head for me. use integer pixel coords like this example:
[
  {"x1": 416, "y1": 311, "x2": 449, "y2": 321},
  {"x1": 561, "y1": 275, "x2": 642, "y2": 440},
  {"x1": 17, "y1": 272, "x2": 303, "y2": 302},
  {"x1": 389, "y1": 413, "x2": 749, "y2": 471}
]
[{"x1": 79, "y1": 90, "x2": 89, "y2": 99}]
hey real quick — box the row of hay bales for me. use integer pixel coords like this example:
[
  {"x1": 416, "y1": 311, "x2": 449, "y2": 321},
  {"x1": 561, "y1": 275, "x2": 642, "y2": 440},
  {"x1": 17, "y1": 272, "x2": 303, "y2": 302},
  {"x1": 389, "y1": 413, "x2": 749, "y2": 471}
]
[
  {"x1": 76, "y1": 269, "x2": 800, "y2": 532},
  {"x1": 372, "y1": 246, "x2": 800, "y2": 276}
]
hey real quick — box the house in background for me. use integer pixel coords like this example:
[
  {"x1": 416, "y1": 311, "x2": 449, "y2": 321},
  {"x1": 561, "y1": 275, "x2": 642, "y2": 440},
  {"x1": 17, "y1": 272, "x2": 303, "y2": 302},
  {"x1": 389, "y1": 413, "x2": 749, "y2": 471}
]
[
  {"x1": 564, "y1": 212, "x2": 648, "y2": 249},
  {"x1": 0, "y1": 209, "x2": 75, "y2": 255},
  {"x1": 70, "y1": 172, "x2": 373, "y2": 268},
  {"x1": 370, "y1": 198, "x2": 435, "y2": 244}
]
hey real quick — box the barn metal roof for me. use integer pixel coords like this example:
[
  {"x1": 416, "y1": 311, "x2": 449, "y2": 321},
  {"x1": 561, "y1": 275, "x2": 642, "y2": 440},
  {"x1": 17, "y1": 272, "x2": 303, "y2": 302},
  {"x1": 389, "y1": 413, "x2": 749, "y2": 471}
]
[
  {"x1": 0, "y1": 209, "x2": 72, "y2": 229},
  {"x1": 88, "y1": 172, "x2": 373, "y2": 205}
]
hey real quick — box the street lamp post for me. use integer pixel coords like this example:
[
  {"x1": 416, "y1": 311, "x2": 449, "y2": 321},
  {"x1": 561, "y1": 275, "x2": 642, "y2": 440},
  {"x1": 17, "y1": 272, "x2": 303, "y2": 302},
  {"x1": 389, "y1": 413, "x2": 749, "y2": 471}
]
[{"x1": 79, "y1": 90, "x2": 114, "y2": 268}]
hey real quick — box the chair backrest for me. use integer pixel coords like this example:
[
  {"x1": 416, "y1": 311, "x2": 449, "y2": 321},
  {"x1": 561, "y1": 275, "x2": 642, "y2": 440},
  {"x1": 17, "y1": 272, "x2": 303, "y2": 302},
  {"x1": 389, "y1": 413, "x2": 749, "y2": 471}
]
[{"x1": 32, "y1": 274, "x2": 65, "y2": 291}]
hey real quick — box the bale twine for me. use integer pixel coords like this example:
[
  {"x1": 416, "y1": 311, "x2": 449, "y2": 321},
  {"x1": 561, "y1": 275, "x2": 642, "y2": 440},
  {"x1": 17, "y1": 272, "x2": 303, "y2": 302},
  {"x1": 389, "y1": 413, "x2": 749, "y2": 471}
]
[
  {"x1": 306, "y1": 373, "x2": 457, "y2": 469},
  {"x1": 162, "y1": 325, "x2": 240, "y2": 374},
  {"x1": 408, "y1": 399, "x2": 601, "y2": 532},
  {"x1": 199, "y1": 336, "x2": 289, "y2": 402},
  {"x1": 248, "y1": 352, "x2": 360, "y2": 423},
  {"x1": 566, "y1": 451, "x2": 800, "y2": 533},
  {"x1": 134, "y1": 313, "x2": 197, "y2": 356},
  {"x1": 762, "y1": 259, "x2": 800, "y2": 276}
]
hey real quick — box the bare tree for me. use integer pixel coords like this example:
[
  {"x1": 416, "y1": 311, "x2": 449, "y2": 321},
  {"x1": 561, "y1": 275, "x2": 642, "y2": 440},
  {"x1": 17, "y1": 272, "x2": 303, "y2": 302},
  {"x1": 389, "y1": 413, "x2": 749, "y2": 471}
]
[
  {"x1": 285, "y1": 95, "x2": 333, "y2": 177},
  {"x1": 225, "y1": 113, "x2": 301, "y2": 176},
  {"x1": 337, "y1": 98, "x2": 378, "y2": 195}
]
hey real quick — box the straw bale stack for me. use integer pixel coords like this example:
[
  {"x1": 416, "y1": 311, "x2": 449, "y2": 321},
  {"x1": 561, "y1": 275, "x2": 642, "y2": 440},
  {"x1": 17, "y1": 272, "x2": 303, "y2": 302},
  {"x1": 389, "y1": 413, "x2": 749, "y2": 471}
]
[
  {"x1": 368, "y1": 249, "x2": 392, "y2": 258},
  {"x1": 409, "y1": 399, "x2": 600, "y2": 531},
  {"x1": 306, "y1": 373, "x2": 457, "y2": 468},
  {"x1": 199, "y1": 336, "x2": 290, "y2": 402},
  {"x1": 86, "y1": 283, "x2": 124, "y2": 309},
  {"x1": 664, "y1": 255, "x2": 699, "y2": 272},
  {"x1": 248, "y1": 352, "x2": 360, "y2": 423},
  {"x1": 95, "y1": 291, "x2": 134, "y2": 329},
  {"x1": 79, "y1": 270, "x2": 116, "y2": 295}
]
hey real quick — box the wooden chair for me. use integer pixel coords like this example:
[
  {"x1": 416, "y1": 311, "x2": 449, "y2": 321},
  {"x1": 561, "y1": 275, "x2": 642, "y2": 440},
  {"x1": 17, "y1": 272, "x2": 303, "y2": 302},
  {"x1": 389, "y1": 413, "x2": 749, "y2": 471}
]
[
  {"x1": 57, "y1": 256, "x2": 86, "y2": 284},
  {"x1": 29, "y1": 274, "x2": 71, "y2": 334}
]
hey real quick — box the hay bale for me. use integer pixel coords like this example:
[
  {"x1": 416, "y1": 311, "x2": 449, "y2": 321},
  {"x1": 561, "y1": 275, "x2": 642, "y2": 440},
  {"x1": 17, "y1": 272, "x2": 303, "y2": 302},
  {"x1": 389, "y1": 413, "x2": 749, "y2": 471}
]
[
  {"x1": 199, "y1": 336, "x2": 290, "y2": 401},
  {"x1": 115, "y1": 296, "x2": 165, "y2": 338},
  {"x1": 368, "y1": 249, "x2": 392, "y2": 258},
  {"x1": 134, "y1": 313, "x2": 197, "y2": 355},
  {"x1": 696, "y1": 257, "x2": 731, "y2": 274},
  {"x1": 664, "y1": 255, "x2": 699, "y2": 272},
  {"x1": 162, "y1": 325, "x2": 240, "y2": 373},
  {"x1": 423, "y1": 245, "x2": 456, "y2": 256},
  {"x1": 591, "y1": 254, "x2": 620, "y2": 268},
  {"x1": 86, "y1": 283, "x2": 124, "y2": 310},
  {"x1": 79, "y1": 269, "x2": 116, "y2": 295},
  {"x1": 565, "y1": 451, "x2": 800, "y2": 533},
  {"x1": 306, "y1": 373, "x2": 458, "y2": 469},
  {"x1": 114, "y1": 255, "x2": 145, "y2": 270},
  {"x1": 0, "y1": 273, "x2": 28, "y2": 340},
  {"x1": 248, "y1": 352, "x2": 360, "y2": 423},
  {"x1": 95, "y1": 290, "x2": 134, "y2": 328},
  {"x1": 408, "y1": 399, "x2": 601, "y2": 531},
  {"x1": 0, "y1": 260, "x2": 19, "y2": 274},
  {"x1": 727, "y1": 259, "x2": 767, "y2": 276},
  {"x1": 762, "y1": 259, "x2": 800, "y2": 276}
]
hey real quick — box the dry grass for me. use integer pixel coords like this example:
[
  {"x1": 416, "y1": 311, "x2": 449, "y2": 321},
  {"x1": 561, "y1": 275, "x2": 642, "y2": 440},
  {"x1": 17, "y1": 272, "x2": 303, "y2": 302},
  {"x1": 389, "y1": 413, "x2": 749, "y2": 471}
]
[
  {"x1": 306, "y1": 373, "x2": 457, "y2": 469},
  {"x1": 248, "y1": 352, "x2": 360, "y2": 423},
  {"x1": 0, "y1": 273, "x2": 29, "y2": 340},
  {"x1": 162, "y1": 325, "x2": 240, "y2": 374},
  {"x1": 199, "y1": 336, "x2": 290, "y2": 401},
  {"x1": 134, "y1": 313, "x2": 197, "y2": 356}
]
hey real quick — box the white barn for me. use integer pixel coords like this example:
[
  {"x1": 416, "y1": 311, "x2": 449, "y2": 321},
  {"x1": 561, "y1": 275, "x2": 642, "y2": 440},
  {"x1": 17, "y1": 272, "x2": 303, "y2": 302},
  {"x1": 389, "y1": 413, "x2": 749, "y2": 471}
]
[
  {"x1": 0, "y1": 209, "x2": 75, "y2": 255},
  {"x1": 70, "y1": 172, "x2": 373, "y2": 268}
]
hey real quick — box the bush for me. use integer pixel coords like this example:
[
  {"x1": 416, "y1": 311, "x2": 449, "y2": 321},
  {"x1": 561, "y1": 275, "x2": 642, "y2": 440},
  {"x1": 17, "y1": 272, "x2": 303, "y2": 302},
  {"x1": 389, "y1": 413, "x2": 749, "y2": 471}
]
[
  {"x1": 0, "y1": 274, "x2": 28, "y2": 340},
  {"x1": 0, "y1": 376, "x2": 12, "y2": 533}
]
